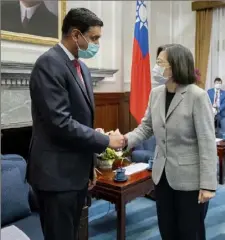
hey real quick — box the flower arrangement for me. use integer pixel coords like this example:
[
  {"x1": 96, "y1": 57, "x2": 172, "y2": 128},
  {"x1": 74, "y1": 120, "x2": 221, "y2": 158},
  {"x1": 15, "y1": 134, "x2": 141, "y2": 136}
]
[
  {"x1": 99, "y1": 148, "x2": 123, "y2": 161},
  {"x1": 97, "y1": 148, "x2": 131, "y2": 170}
]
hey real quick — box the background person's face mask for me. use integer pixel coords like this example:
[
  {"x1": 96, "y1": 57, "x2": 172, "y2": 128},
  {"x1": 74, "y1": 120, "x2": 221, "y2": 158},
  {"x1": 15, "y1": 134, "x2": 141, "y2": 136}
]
[
  {"x1": 215, "y1": 83, "x2": 222, "y2": 90},
  {"x1": 152, "y1": 64, "x2": 169, "y2": 85},
  {"x1": 77, "y1": 34, "x2": 99, "y2": 59}
]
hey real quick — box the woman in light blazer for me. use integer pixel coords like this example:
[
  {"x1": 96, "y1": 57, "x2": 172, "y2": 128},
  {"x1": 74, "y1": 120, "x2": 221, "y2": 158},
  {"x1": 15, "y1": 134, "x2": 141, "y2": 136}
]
[{"x1": 125, "y1": 44, "x2": 217, "y2": 240}]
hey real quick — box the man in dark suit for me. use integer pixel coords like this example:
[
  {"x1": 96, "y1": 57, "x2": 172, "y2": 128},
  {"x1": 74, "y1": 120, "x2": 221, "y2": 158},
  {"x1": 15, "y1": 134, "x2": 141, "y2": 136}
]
[
  {"x1": 1, "y1": 0, "x2": 58, "y2": 38},
  {"x1": 28, "y1": 8, "x2": 125, "y2": 240}
]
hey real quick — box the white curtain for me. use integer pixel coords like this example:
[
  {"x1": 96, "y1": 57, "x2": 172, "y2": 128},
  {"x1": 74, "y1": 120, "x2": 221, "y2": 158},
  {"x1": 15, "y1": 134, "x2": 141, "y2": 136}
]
[{"x1": 205, "y1": 7, "x2": 225, "y2": 90}]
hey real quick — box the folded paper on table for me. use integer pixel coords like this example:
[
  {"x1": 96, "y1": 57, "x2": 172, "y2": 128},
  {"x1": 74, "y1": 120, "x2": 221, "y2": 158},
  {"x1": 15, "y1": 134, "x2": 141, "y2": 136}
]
[
  {"x1": 1, "y1": 225, "x2": 30, "y2": 240},
  {"x1": 216, "y1": 138, "x2": 223, "y2": 143},
  {"x1": 114, "y1": 163, "x2": 149, "y2": 176}
]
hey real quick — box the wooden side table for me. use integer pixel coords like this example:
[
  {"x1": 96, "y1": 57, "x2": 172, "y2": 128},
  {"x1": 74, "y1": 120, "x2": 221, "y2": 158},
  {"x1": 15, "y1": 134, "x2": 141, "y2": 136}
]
[{"x1": 90, "y1": 169, "x2": 153, "y2": 240}]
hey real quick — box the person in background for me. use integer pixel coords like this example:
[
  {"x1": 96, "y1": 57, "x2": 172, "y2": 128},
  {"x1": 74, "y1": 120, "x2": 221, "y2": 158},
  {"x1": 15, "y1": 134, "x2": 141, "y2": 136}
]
[
  {"x1": 207, "y1": 77, "x2": 225, "y2": 136},
  {"x1": 124, "y1": 44, "x2": 217, "y2": 240},
  {"x1": 28, "y1": 8, "x2": 125, "y2": 240}
]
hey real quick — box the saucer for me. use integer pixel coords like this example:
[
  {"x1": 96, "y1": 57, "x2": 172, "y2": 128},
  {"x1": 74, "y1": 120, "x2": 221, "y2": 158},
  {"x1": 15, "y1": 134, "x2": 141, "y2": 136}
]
[{"x1": 114, "y1": 176, "x2": 128, "y2": 182}]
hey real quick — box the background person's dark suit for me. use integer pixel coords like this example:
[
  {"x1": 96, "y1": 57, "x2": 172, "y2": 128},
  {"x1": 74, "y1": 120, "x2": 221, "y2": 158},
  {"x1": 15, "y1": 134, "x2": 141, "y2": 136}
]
[
  {"x1": 28, "y1": 44, "x2": 109, "y2": 240},
  {"x1": 1, "y1": 1, "x2": 58, "y2": 38}
]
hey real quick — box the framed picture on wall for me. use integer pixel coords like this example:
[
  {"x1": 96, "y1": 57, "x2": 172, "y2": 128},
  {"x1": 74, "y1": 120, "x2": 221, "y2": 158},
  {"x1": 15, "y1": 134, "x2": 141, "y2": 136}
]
[{"x1": 0, "y1": 0, "x2": 67, "y2": 45}]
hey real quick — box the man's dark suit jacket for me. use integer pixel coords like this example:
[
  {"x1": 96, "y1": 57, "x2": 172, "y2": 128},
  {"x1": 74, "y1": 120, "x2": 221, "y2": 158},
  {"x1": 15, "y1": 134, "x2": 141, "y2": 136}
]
[
  {"x1": 1, "y1": 1, "x2": 58, "y2": 38},
  {"x1": 28, "y1": 45, "x2": 109, "y2": 191}
]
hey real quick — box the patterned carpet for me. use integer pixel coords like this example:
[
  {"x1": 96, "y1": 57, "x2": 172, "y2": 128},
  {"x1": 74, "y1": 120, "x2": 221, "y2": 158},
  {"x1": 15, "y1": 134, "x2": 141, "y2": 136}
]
[{"x1": 89, "y1": 185, "x2": 225, "y2": 240}]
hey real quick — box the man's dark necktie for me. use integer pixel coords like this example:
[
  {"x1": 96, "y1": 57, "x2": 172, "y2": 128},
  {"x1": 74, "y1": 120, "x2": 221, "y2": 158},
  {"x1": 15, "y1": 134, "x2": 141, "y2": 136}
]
[
  {"x1": 73, "y1": 60, "x2": 86, "y2": 87},
  {"x1": 22, "y1": 11, "x2": 29, "y2": 29}
]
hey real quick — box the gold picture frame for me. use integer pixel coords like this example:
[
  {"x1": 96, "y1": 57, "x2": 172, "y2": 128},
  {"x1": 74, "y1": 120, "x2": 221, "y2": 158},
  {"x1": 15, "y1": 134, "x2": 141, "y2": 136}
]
[{"x1": 0, "y1": 1, "x2": 67, "y2": 46}]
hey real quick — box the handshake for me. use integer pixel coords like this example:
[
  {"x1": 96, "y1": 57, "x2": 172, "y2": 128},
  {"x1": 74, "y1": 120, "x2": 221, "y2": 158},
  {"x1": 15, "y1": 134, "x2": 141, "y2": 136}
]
[{"x1": 96, "y1": 128, "x2": 127, "y2": 150}]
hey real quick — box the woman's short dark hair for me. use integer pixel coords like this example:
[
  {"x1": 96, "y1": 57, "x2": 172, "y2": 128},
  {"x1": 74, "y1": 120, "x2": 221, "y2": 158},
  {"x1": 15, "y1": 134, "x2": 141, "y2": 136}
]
[
  {"x1": 214, "y1": 77, "x2": 222, "y2": 83},
  {"x1": 156, "y1": 44, "x2": 196, "y2": 85},
  {"x1": 62, "y1": 8, "x2": 103, "y2": 36}
]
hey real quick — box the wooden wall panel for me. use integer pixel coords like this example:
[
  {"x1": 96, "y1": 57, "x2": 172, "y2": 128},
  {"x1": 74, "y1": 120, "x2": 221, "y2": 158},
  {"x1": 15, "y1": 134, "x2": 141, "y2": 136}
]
[
  {"x1": 94, "y1": 93, "x2": 122, "y2": 132},
  {"x1": 94, "y1": 92, "x2": 138, "y2": 134},
  {"x1": 94, "y1": 104, "x2": 119, "y2": 131}
]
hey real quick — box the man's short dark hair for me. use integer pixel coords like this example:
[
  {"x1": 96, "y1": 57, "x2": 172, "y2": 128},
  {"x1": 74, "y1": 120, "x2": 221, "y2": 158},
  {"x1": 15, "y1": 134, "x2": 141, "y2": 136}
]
[
  {"x1": 156, "y1": 44, "x2": 196, "y2": 85},
  {"x1": 214, "y1": 77, "x2": 222, "y2": 83},
  {"x1": 62, "y1": 8, "x2": 103, "y2": 36}
]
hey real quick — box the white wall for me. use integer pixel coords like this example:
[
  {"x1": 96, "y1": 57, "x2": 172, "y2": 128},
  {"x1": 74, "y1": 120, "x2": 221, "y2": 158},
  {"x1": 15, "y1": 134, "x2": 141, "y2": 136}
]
[
  {"x1": 1, "y1": 1, "x2": 196, "y2": 93},
  {"x1": 171, "y1": 1, "x2": 196, "y2": 55}
]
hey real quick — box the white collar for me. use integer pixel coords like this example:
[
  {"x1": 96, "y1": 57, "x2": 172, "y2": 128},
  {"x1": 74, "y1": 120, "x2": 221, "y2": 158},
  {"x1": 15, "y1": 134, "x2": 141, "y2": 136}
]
[
  {"x1": 58, "y1": 42, "x2": 75, "y2": 61},
  {"x1": 20, "y1": 1, "x2": 40, "y2": 22}
]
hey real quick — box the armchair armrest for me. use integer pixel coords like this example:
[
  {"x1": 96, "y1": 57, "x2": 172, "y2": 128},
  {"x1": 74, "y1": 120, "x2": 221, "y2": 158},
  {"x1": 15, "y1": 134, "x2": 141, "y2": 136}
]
[{"x1": 132, "y1": 150, "x2": 155, "y2": 163}]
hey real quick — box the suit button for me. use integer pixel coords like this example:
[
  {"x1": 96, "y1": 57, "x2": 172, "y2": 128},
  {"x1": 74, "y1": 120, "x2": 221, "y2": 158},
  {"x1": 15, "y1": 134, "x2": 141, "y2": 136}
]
[
  {"x1": 162, "y1": 124, "x2": 165, "y2": 128},
  {"x1": 162, "y1": 140, "x2": 165, "y2": 144}
]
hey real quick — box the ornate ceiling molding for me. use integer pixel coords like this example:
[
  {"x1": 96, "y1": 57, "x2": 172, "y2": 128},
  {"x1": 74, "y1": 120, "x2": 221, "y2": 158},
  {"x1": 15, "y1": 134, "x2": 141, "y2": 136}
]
[{"x1": 1, "y1": 61, "x2": 118, "y2": 88}]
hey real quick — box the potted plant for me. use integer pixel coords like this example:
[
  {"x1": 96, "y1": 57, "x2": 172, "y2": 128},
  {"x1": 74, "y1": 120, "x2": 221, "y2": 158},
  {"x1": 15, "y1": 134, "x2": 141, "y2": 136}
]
[
  {"x1": 97, "y1": 148, "x2": 131, "y2": 170},
  {"x1": 97, "y1": 148, "x2": 122, "y2": 170}
]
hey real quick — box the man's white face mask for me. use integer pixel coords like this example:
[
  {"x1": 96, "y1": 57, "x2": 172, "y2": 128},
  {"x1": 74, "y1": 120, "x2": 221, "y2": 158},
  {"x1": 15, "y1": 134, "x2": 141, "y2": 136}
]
[{"x1": 215, "y1": 83, "x2": 222, "y2": 90}]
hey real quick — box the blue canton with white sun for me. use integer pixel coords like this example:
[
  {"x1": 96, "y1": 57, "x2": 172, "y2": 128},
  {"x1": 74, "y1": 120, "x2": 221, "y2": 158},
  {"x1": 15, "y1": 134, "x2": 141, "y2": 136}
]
[
  {"x1": 136, "y1": 0, "x2": 148, "y2": 30},
  {"x1": 134, "y1": 0, "x2": 149, "y2": 57}
]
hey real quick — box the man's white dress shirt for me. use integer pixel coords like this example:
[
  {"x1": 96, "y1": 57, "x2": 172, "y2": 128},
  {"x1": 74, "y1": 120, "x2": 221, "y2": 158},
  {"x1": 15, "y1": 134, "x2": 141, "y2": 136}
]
[
  {"x1": 213, "y1": 88, "x2": 220, "y2": 108},
  {"x1": 20, "y1": 1, "x2": 40, "y2": 22}
]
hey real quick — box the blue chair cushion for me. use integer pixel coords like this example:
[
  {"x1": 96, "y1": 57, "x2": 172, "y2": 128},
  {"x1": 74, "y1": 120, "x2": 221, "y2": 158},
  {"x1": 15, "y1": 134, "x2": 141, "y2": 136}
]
[
  {"x1": 8, "y1": 213, "x2": 44, "y2": 240},
  {"x1": 133, "y1": 136, "x2": 156, "y2": 152},
  {"x1": 1, "y1": 154, "x2": 40, "y2": 212},
  {"x1": 134, "y1": 143, "x2": 144, "y2": 150},
  {"x1": 1, "y1": 164, "x2": 31, "y2": 226},
  {"x1": 132, "y1": 150, "x2": 154, "y2": 163},
  {"x1": 142, "y1": 139, "x2": 154, "y2": 151}
]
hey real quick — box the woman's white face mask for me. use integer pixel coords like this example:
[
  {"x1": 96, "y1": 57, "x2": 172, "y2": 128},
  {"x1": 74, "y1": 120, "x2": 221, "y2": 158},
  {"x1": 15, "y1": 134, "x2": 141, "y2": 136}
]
[{"x1": 152, "y1": 64, "x2": 169, "y2": 85}]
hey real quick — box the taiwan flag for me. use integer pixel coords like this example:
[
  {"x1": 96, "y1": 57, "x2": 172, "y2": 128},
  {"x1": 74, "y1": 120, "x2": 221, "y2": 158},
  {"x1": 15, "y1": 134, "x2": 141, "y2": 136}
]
[{"x1": 130, "y1": 0, "x2": 151, "y2": 124}]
